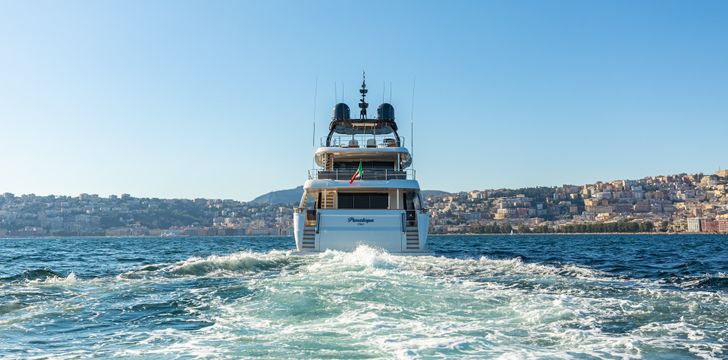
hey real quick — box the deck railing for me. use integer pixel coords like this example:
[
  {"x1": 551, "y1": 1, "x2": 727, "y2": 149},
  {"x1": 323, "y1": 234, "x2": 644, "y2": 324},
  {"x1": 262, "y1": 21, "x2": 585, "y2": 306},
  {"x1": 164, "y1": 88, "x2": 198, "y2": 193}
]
[
  {"x1": 307, "y1": 168, "x2": 416, "y2": 181},
  {"x1": 321, "y1": 135, "x2": 406, "y2": 148}
]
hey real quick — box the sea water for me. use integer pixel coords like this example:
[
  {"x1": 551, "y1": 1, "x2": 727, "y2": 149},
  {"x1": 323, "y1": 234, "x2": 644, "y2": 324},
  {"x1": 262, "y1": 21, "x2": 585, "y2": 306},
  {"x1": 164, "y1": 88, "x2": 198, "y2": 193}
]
[{"x1": 0, "y1": 235, "x2": 726, "y2": 359}]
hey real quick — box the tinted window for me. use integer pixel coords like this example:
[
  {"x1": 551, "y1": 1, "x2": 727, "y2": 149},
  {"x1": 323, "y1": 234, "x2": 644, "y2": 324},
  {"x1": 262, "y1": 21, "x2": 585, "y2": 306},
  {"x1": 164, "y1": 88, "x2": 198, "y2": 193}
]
[
  {"x1": 334, "y1": 161, "x2": 395, "y2": 170},
  {"x1": 370, "y1": 194, "x2": 388, "y2": 209},
  {"x1": 338, "y1": 193, "x2": 389, "y2": 209},
  {"x1": 338, "y1": 193, "x2": 354, "y2": 209}
]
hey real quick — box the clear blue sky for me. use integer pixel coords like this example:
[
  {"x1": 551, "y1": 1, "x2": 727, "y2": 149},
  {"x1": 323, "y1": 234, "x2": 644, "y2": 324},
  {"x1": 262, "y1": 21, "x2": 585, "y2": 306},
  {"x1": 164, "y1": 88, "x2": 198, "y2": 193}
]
[{"x1": 1, "y1": 1, "x2": 727, "y2": 201}]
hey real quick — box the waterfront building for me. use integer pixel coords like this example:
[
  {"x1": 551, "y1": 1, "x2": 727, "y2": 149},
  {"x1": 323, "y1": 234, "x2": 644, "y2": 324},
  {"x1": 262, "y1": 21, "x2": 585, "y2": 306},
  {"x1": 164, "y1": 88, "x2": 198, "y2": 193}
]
[{"x1": 687, "y1": 217, "x2": 702, "y2": 233}]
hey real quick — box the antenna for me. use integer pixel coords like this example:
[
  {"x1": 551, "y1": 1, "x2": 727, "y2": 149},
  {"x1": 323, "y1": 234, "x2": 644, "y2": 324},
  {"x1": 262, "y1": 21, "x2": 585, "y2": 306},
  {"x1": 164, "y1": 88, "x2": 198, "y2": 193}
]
[
  {"x1": 382, "y1": 81, "x2": 386, "y2": 103},
  {"x1": 334, "y1": 81, "x2": 337, "y2": 103},
  {"x1": 410, "y1": 78, "x2": 416, "y2": 167},
  {"x1": 312, "y1": 76, "x2": 318, "y2": 168},
  {"x1": 358, "y1": 71, "x2": 368, "y2": 119},
  {"x1": 389, "y1": 81, "x2": 392, "y2": 102}
]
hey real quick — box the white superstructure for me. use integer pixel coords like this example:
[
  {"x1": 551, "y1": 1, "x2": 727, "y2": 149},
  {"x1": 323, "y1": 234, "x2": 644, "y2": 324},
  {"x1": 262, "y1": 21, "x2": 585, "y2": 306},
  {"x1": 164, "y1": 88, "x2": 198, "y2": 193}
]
[{"x1": 293, "y1": 75, "x2": 429, "y2": 252}]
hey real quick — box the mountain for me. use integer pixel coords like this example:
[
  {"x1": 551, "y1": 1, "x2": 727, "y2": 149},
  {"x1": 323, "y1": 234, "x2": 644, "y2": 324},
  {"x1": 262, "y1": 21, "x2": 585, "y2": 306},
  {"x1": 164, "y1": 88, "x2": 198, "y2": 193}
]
[
  {"x1": 421, "y1": 190, "x2": 451, "y2": 198},
  {"x1": 250, "y1": 187, "x2": 452, "y2": 205},
  {"x1": 250, "y1": 186, "x2": 304, "y2": 205}
]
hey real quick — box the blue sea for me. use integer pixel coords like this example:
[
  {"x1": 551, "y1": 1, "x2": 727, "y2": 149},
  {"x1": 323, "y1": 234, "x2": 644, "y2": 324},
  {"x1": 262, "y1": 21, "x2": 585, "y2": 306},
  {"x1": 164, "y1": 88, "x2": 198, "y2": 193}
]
[{"x1": 1, "y1": 235, "x2": 726, "y2": 359}]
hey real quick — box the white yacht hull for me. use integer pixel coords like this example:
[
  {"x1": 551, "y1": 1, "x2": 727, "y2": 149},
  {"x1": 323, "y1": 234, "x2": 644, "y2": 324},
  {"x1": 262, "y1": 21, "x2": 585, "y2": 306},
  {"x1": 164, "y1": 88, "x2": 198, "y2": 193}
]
[{"x1": 294, "y1": 209, "x2": 429, "y2": 253}]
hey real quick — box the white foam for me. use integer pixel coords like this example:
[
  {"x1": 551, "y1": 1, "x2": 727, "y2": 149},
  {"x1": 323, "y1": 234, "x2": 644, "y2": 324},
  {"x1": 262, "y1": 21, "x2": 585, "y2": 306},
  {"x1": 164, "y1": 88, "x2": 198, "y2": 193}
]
[
  {"x1": 168, "y1": 249, "x2": 292, "y2": 276},
  {"x1": 4, "y1": 246, "x2": 726, "y2": 359},
  {"x1": 28, "y1": 272, "x2": 77, "y2": 285}
]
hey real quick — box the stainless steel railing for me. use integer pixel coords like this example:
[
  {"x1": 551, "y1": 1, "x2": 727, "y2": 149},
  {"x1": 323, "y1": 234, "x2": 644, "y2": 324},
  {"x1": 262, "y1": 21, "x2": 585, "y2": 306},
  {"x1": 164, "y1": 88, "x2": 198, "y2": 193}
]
[
  {"x1": 321, "y1": 136, "x2": 406, "y2": 148},
  {"x1": 307, "y1": 168, "x2": 416, "y2": 181}
]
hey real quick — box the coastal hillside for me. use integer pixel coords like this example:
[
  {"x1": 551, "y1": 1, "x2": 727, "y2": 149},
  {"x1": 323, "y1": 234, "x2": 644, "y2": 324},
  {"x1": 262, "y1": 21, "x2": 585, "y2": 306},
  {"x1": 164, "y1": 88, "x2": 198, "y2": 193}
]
[
  {"x1": 1, "y1": 170, "x2": 726, "y2": 236},
  {"x1": 250, "y1": 186, "x2": 304, "y2": 205}
]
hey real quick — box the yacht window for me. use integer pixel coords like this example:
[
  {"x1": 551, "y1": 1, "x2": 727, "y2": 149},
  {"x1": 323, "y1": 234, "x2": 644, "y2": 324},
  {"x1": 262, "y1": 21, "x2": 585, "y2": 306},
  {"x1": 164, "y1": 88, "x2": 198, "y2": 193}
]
[
  {"x1": 334, "y1": 161, "x2": 395, "y2": 170},
  {"x1": 304, "y1": 192, "x2": 316, "y2": 209},
  {"x1": 338, "y1": 193, "x2": 389, "y2": 209}
]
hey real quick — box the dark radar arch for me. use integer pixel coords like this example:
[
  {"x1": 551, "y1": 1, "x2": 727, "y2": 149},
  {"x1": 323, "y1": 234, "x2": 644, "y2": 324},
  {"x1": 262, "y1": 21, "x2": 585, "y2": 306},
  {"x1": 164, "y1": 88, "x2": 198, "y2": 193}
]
[
  {"x1": 325, "y1": 76, "x2": 402, "y2": 147},
  {"x1": 326, "y1": 118, "x2": 401, "y2": 146}
]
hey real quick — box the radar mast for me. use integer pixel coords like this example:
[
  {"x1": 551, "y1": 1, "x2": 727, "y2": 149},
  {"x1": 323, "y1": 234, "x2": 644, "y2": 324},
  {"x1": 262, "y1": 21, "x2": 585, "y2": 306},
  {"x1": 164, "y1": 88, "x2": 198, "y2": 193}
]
[{"x1": 358, "y1": 71, "x2": 368, "y2": 119}]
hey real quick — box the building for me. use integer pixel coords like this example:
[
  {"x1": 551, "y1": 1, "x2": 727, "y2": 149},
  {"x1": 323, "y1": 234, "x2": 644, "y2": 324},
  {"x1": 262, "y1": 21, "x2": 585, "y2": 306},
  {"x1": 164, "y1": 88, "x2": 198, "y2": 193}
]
[
  {"x1": 687, "y1": 218, "x2": 701, "y2": 233},
  {"x1": 701, "y1": 219, "x2": 719, "y2": 233},
  {"x1": 718, "y1": 219, "x2": 728, "y2": 234}
]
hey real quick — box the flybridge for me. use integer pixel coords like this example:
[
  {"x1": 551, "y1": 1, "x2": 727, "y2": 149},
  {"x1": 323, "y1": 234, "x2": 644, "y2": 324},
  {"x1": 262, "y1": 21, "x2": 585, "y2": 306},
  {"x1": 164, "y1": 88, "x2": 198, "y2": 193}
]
[
  {"x1": 315, "y1": 73, "x2": 413, "y2": 179},
  {"x1": 325, "y1": 73, "x2": 402, "y2": 147}
]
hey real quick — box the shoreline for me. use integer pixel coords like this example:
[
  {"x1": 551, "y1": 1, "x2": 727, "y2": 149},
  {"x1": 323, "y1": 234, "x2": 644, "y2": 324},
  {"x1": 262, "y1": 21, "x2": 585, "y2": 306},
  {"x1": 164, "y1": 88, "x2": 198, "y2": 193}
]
[
  {"x1": 432, "y1": 232, "x2": 724, "y2": 236},
  {"x1": 1, "y1": 232, "x2": 725, "y2": 240}
]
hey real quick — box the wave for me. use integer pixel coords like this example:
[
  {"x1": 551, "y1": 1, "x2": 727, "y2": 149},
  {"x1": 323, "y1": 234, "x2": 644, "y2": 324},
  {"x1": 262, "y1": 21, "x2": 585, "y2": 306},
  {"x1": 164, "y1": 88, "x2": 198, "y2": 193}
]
[
  {"x1": 0, "y1": 302, "x2": 27, "y2": 316},
  {"x1": 195, "y1": 247, "x2": 727, "y2": 359},
  {"x1": 476, "y1": 256, "x2": 603, "y2": 279},
  {"x1": 109, "y1": 245, "x2": 606, "y2": 285},
  {"x1": 3, "y1": 244, "x2": 727, "y2": 359},
  {"x1": 392, "y1": 253, "x2": 605, "y2": 286},
  {"x1": 299, "y1": 245, "x2": 602, "y2": 280},
  {"x1": 115, "y1": 250, "x2": 296, "y2": 280},
  {"x1": 307, "y1": 245, "x2": 400, "y2": 271},
  {"x1": 664, "y1": 272, "x2": 728, "y2": 291},
  {"x1": 167, "y1": 250, "x2": 294, "y2": 276},
  {"x1": 1, "y1": 269, "x2": 77, "y2": 284},
  {"x1": 37, "y1": 271, "x2": 77, "y2": 285}
]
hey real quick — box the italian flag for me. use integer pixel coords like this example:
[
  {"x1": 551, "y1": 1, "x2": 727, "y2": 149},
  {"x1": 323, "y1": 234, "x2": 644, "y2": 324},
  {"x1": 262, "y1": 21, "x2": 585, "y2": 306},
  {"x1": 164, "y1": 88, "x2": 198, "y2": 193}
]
[{"x1": 349, "y1": 161, "x2": 363, "y2": 184}]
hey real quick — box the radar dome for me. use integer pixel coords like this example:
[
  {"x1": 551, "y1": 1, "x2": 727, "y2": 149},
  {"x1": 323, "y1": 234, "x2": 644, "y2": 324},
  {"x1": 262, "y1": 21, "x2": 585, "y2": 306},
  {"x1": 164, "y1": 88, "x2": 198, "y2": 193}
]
[
  {"x1": 377, "y1": 103, "x2": 395, "y2": 121},
  {"x1": 333, "y1": 103, "x2": 350, "y2": 120}
]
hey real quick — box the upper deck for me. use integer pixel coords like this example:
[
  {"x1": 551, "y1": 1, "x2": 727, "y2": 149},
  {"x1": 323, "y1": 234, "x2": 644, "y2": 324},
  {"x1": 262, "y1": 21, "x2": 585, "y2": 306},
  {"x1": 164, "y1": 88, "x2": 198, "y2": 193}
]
[
  {"x1": 314, "y1": 142, "x2": 411, "y2": 168},
  {"x1": 308, "y1": 74, "x2": 418, "y2": 183},
  {"x1": 303, "y1": 178, "x2": 420, "y2": 190}
]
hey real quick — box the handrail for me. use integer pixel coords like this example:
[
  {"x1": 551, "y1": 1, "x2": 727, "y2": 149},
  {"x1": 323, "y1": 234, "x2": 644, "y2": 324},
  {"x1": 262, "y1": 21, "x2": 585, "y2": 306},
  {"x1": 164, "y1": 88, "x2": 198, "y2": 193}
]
[
  {"x1": 321, "y1": 135, "x2": 406, "y2": 148},
  {"x1": 405, "y1": 210, "x2": 417, "y2": 227},
  {"x1": 308, "y1": 168, "x2": 416, "y2": 181},
  {"x1": 315, "y1": 212, "x2": 320, "y2": 234}
]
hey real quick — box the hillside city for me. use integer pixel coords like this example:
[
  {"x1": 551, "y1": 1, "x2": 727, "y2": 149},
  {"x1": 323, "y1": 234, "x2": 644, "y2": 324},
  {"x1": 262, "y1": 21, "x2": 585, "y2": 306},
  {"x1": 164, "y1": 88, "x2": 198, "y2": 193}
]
[{"x1": 1, "y1": 170, "x2": 727, "y2": 237}]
